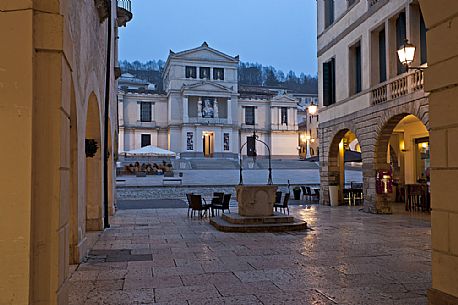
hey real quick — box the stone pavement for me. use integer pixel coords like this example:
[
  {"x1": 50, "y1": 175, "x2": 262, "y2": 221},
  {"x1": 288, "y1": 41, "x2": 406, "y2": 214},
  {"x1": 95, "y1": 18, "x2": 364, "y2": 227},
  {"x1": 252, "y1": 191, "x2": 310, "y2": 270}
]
[
  {"x1": 69, "y1": 206, "x2": 431, "y2": 305},
  {"x1": 116, "y1": 169, "x2": 363, "y2": 187}
]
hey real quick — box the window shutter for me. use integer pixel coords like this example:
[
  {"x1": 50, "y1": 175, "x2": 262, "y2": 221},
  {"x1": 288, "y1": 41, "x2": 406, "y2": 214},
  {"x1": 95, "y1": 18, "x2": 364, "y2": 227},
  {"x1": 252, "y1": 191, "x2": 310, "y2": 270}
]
[
  {"x1": 323, "y1": 61, "x2": 331, "y2": 106},
  {"x1": 379, "y1": 29, "x2": 387, "y2": 83},
  {"x1": 396, "y1": 12, "x2": 407, "y2": 74}
]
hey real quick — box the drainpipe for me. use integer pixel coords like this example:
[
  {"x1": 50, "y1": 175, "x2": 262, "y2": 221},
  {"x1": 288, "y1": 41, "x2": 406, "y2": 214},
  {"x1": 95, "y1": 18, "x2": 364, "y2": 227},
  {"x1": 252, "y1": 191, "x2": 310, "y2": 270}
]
[{"x1": 103, "y1": 0, "x2": 112, "y2": 228}]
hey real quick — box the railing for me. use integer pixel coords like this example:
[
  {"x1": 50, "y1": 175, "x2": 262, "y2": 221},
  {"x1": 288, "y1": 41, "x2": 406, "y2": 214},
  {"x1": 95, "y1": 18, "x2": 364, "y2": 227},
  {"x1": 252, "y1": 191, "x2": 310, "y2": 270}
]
[
  {"x1": 117, "y1": 0, "x2": 131, "y2": 13},
  {"x1": 188, "y1": 117, "x2": 229, "y2": 125},
  {"x1": 371, "y1": 70, "x2": 424, "y2": 105}
]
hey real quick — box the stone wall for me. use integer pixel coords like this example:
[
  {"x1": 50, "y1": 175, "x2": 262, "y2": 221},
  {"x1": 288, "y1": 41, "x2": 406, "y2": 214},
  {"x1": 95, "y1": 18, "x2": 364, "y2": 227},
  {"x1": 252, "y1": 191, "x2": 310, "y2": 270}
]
[
  {"x1": 319, "y1": 92, "x2": 429, "y2": 212},
  {"x1": 0, "y1": 0, "x2": 119, "y2": 304},
  {"x1": 418, "y1": 1, "x2": 458, "y2": 304}
]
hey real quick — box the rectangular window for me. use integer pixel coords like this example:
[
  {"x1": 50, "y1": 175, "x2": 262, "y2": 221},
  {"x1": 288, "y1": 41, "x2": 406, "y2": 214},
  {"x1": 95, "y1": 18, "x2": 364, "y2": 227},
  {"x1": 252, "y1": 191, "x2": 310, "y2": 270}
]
[
  {"x1": 186, "y1": 132, "x2": 194, "y2": 150},
  {"x1": 324, "y1": 0, "x2": 335, "y2": 28},
  {"x1": 396, "y1": 12, "x2": 407, "y2": 75},
  {"x1": 420, "y1": 13, "x2": 427, "y2": 65},
  {"x1": 186, "y1": 66, "x2": 197, "y2": 79},
  {"x1": 349, "y1": 42, "x2": 362, "y2": 95},
  {"x1": 200, "y1": 67, "x2": 210, "y2": 79},
  {"x1": 141, "y1": 134, "x2": 151, "y2": 147},
  {"x1": 281, "y1": 107, "x2": 288, "y2": 125},
  {"x1": 379, "y1": 29, "x2": 387, "y2": 83},
  {"x1": 323, "y1": 58, "x2": 336, "y2": 106},
  {"x1": 213, "y1": 68, "x2": 224, "y2": 80},
  {"x1": 224, "y1": 133, "x2": 230, "y2": 151},
  {"x1": 347, "y1": 0, "x2": 356, "y2": 7},
  {"x1": 140, "y1": 102, "x2": 152, "y2": 122},
  {"x1": 245, "y1": 106, "x2": 255, "y2": 125}
]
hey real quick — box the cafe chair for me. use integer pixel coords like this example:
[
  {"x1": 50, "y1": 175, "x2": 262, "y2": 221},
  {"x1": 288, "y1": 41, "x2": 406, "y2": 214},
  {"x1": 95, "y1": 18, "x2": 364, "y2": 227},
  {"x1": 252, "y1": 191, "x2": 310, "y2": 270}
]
[
  {"x1": 274, "y1": 193, "x2": 290, "y2": 215},
  {"x1": 189, "y1": 194, "x2": 211, "y2": 218}
]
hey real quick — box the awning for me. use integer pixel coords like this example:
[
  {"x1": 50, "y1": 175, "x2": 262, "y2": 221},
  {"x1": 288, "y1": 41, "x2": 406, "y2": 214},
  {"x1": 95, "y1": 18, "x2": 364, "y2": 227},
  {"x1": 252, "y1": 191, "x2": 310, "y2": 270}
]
[{"x1": 123, "y1": 145, "x2": 176, "y2": 157}]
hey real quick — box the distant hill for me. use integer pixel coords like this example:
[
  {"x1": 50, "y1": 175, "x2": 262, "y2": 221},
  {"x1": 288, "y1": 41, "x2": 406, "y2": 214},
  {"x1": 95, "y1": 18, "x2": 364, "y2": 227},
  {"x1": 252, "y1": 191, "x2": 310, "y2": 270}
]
[{"x1": 119, "y1": 60, "x2": 318, "y2": 94}]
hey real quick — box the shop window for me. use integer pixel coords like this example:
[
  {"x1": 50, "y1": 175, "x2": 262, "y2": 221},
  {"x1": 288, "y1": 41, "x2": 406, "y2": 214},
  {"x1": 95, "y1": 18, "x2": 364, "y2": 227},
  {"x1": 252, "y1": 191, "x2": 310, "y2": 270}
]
[
  {"x1": 415, "y1": 137, "x2": 430, "y2": 183},
  {"x1": 186, "y1": 66, "x2": 197, "y2": 79},
  {"x1": 141, "y1": 134, "x2": 151, "y2": 147}
]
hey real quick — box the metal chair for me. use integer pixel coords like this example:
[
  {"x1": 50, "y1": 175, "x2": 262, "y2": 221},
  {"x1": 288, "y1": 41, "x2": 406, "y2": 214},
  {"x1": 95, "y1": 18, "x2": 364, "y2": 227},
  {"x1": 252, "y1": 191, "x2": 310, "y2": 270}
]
[
  {"x1": 189, "y1": 194, "x2": 211, "y2": 218},
  {"x1": 274, "y1": 193, "x2": 290, "y2": 215},
  {"x1": 212, "y1": 194, "x2": 231, "y2": 216}
]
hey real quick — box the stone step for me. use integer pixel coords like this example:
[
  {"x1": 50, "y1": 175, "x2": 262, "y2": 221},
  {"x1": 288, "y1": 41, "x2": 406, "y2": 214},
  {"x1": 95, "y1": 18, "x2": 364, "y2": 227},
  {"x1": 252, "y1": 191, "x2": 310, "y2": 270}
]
[
  {"x1": 222, "y1": 213, "x2": 295, "y2": 224},
  {"x1": 210, "y1": 216, "x2": 308, "y2": 233}
]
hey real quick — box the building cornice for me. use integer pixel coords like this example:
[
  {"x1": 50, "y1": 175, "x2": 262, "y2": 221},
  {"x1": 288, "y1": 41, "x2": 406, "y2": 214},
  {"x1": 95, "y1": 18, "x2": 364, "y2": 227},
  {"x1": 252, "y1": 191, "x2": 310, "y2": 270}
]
[{"x1": 317, "y1": 0, "x2": 389, "y2": 58}]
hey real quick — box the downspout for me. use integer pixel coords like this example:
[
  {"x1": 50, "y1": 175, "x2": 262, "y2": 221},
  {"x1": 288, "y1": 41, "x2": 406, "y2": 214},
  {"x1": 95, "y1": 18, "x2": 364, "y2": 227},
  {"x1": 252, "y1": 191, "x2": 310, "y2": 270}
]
[{"x1": 103, "y1": 0, "x2": 112, "y2": 228}]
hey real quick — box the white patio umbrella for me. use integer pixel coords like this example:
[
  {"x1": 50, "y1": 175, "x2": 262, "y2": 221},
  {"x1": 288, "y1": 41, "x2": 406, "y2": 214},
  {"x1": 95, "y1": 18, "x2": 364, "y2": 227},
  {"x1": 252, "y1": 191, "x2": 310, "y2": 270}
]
[{"x1": 123, "y1": 145, "x2": 176, "y2": 157}]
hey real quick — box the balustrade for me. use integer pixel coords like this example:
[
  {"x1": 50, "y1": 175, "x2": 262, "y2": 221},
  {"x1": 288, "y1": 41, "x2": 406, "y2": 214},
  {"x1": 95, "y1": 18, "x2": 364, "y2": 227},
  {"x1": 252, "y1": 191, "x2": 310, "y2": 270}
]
[{"x1": 371, "y1": 70, "x2": 424, "y2": 105}]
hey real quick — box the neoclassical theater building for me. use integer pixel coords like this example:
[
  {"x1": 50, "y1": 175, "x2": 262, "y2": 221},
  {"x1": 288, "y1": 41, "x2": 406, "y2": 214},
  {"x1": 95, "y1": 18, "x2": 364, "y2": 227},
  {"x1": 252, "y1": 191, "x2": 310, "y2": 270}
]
[{"x1": 118, "y1": 43, "x2": 299, "y2": 158}]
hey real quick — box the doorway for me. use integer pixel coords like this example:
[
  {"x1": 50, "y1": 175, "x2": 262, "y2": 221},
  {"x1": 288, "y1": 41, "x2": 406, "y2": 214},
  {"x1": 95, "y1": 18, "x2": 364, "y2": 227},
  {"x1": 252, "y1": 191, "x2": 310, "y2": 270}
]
[{"x1": 203, "y1": 132, "x2": 214, "y2": 157}]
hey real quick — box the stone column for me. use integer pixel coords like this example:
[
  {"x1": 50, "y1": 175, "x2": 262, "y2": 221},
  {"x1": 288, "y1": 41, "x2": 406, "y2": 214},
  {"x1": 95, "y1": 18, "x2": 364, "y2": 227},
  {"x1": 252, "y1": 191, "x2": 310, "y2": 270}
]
[
  {"x1": 278, "y1": 107, "x2": 282, "y2": 127},
  {"x1": 227, "y1": 98, "x2": 232, "y2": 124},
  {"x1": 214, "y1": 99, "x2": 219, "y2": 118},
  {"x1": 183, "y1": 96, "x2": 189, "y2": 122},
  {"x1": 271, "y1": 107, "x2": 276, "y2": 130},
  {"x1": 198, "y1": 97, "x2": 202, "y2": 118}
]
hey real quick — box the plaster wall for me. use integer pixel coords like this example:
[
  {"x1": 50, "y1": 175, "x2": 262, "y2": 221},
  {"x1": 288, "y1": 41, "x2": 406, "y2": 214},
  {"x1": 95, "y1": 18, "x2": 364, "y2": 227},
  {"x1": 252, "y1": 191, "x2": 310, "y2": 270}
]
[{"x1": 0, "y1": 0, "x2": 120, "y2": 303}]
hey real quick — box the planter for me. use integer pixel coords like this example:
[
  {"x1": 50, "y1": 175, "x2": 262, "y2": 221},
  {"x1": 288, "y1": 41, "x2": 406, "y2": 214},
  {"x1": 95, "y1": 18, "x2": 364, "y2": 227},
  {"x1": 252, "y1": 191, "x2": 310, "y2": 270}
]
[
  {"x1": 293, "y1": 188, "x2": 301, "y2": 200},
  {"x1": 329, "y1": 185, "x2": 339, "y2": 207}
]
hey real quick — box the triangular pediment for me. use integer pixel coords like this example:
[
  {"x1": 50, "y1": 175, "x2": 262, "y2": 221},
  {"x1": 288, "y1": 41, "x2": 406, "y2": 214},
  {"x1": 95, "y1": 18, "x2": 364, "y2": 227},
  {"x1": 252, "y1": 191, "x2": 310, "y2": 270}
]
[
  {"x1": 272, "y1": 95, "x2": 298, "y2": 103},
  {"x1": 170, "y1": 42, "x2": 239, "y2": 63},
  {"x1": 182, "y1": 81, "x2": 233, "y2": 93}
]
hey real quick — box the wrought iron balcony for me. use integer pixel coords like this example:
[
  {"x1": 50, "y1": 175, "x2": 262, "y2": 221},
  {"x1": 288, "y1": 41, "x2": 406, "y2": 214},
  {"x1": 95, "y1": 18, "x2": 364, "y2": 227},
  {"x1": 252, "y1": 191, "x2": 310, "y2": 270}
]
[{"x1": 117, "y1": 0, "x2": 132, "y2": 27}]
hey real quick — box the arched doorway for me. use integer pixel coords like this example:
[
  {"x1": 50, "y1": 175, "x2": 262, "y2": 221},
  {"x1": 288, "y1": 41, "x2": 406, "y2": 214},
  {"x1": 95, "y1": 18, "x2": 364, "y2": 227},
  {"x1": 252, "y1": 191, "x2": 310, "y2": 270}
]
[
  {"x1": 85, "y1": 93, "x2": 103, "y2": 231},
  {"x1": 327, "y1": 129, "x2": 363, "y2": 206},
  {"x1": 375, "y1": 114, "x2": 429, "y2": 213}
]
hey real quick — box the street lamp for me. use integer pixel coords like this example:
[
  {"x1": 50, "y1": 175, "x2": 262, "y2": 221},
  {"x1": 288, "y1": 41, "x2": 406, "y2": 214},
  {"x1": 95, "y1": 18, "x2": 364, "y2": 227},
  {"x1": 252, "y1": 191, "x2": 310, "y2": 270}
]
[
  {"x1": 308, "y1": 102, "x2": 318, "y2": 115},
  {"x1": 397, "y1": 39, "x2": 425, "y2": 71}
]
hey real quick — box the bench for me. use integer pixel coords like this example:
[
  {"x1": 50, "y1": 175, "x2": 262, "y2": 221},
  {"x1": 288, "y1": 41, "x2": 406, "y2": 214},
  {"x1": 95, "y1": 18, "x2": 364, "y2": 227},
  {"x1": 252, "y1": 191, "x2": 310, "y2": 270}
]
[{"x1": 162, "y1": 178, "x2": 182, "y2": 185}]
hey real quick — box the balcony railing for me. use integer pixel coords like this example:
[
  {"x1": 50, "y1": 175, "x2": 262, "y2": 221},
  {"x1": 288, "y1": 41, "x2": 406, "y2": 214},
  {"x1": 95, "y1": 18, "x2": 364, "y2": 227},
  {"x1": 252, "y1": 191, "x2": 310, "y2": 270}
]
[
  {"x1": 187, "y1": 118, "x2": 229, "y2": 125},
  {"x1": 371, "y1": 70, "x2": 424, "y2": 105},
  {"x1": 117, "y1": 0, "x2": 132, "y2": 26}
]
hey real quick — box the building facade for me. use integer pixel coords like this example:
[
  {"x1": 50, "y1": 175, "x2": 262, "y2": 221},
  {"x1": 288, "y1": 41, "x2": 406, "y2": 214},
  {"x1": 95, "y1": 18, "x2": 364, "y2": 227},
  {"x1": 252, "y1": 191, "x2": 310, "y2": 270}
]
[
  {"x1": 0, "y1": 1, "x2": 131, "y2": 304},
  {"x1": 317, "y1": 0, "x2": 429, "y2": 212},
  {"x1": 296, "y1": 94, "x2": 319, "y2": 159},
  {"x1": 118, "y1": 43, "x2": 300, "y2": 158}
]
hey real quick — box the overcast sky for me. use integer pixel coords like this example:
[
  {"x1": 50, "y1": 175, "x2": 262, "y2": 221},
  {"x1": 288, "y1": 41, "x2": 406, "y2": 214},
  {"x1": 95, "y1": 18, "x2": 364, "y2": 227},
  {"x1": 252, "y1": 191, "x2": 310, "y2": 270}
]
[{"x1": 118, "y1": 0, "x2": 317, "y2": 75}]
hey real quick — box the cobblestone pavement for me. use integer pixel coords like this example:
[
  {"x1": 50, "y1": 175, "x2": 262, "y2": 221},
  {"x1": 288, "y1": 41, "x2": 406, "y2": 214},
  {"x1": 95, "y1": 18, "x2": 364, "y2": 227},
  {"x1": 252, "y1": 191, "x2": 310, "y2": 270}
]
[{"x1": 69, "y1": 206, "x2": 431, "y2": 305}]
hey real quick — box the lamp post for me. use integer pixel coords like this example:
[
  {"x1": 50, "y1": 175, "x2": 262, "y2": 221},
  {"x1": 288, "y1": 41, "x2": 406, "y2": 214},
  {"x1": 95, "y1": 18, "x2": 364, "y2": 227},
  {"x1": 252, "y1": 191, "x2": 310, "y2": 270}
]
[{"x1": 397, "y1": 39, "x2": 425, "y2": 71}]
